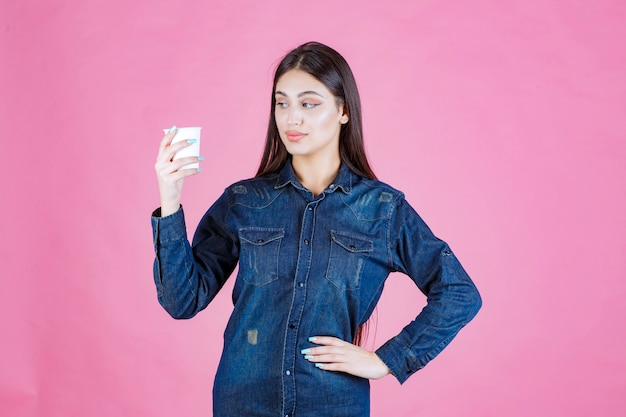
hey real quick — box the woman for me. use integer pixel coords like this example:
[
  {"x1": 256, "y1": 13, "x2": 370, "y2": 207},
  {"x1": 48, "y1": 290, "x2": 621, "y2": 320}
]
[{"x1": 152, "y1": 42, "x2": 481, "y2": 417}]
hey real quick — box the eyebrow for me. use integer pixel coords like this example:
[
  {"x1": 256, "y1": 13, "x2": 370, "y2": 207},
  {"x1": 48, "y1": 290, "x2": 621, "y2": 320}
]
[{"x1": 275, "y1": 90, "x2": 325, "y2": 98}]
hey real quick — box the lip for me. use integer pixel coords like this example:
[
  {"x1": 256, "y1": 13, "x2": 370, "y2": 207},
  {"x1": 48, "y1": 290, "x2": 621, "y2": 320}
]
[{"x1": 286, "y1": 130, "x2": 307, "y2": 142}]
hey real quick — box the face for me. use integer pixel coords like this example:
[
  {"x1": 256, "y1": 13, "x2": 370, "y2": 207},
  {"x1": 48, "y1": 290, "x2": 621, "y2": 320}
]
[{"x1": 274, "y1": 69, "x2": 348, "y2": 162}]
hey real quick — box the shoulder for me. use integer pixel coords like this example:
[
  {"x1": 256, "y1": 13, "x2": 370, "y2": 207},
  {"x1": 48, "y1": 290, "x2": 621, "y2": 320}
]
[
  {"x1": 222, "y1": 173, "x2": 284, "y2": 208},
  {"x1": 354, "y1": 175, "x2": 405, "y2": 202},
  {"x1": 343, "y1": 175, "x2": 406, "y2": 221}
]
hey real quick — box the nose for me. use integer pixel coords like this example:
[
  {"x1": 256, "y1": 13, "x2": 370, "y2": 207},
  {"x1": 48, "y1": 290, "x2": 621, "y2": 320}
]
[{"x1": 287, "y1": 107, "x2": 302, "y2": 125}]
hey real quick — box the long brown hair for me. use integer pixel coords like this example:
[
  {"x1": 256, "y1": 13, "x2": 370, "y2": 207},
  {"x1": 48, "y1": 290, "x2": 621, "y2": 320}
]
[{"x1": 256, "y1": 42, "x2": 375, "y2": 345}]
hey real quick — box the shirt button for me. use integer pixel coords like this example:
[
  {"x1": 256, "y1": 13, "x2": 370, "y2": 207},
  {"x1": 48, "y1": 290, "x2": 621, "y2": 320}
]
[
  {"x1": 289, "y1": 323, "x2": 296, "y2": 329},
  {"x1": 298, "y1": 282, "x2": 304, "y2": 287},
  {"x1": 308, "y1": 206, "x2": 313, "y2": 210},
  {"x1": 304, "y1": 239, "x2": 310, "y2": 245},
  {"x1": 286, "y1": 370, "x2": 291, "y2": 376},
  {"x1": 329, "y1": 184, "x2": 335, "y2": 188}
]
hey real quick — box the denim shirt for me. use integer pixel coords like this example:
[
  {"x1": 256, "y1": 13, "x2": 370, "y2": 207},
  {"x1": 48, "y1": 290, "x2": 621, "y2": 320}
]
[{"x1": 151, "y1": 162, "x2": 481, "y2": 417}]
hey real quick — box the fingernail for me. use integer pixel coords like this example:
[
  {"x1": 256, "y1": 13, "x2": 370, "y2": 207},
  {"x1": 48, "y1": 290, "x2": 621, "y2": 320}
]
[
  {"x1": 187, "y1": 139, "x2": 197, "y2": 144},
  {"x1": 304, "y1": 355, "x2": 313, "y2": 360},
  {"x1": 315, "y1": 363, "x2": 324, "y2": 368},
  {"x1": 198, "y1": 156, "x2": 205, "y2": 161},
  {"x1": 300, "y1": 348, "x2": 310, "y2": 354},
  {"x1": 168, "y1": 125, "x2": 177, "y2": 133},
  {"x1": 196, "y1": 168, "x2": 202, "y2": 173},
  {"x1": 308, "y1": 337, "x2": 317, "y2": 342}
]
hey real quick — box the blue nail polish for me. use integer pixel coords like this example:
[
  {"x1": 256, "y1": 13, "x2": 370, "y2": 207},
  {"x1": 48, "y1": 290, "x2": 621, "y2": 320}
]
[
  {"x1": 187, "y1": 138, "x2": 197, "y2": 144},
  {"x1": 315, "y1": 363, "x2": 324, "y2": 368},
  {"x1": 168, "y1": 125, "x2": 177, "y2": 133},
  {"x1": 301, "y1": 348, "x2": 310, "y2": 354},
  {"x1": 304, "y1": 355, "x2": 313, "y2": 360},
  {"x1": 198, "y1": 156, "x2": 205, "y2": 161},
  {"x1": 196, "y1": 168, "x2": 202, "y2": 173},
  {"x1": 308, "y1": 337, "x2": 317, "y2": 342}
]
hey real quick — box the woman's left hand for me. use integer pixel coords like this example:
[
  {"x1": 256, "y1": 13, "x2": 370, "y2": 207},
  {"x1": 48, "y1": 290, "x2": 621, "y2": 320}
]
[{"x1": 301, "y1": 336, "x2": 391, "y2": 380}]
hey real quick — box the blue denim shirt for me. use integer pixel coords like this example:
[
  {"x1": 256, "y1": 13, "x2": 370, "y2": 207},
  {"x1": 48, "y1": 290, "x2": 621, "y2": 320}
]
[{"x1": 151, "y1": 161, "x2": 481, "y2": 417}]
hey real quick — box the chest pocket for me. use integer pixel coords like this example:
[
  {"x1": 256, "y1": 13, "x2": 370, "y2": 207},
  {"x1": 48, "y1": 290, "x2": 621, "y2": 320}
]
[
  {"x1": 239, "y1": 227, "x2": 285, "y2": 287},
  {"x1": 326, "y1": 230, "x2": 373, "y2": 291}
]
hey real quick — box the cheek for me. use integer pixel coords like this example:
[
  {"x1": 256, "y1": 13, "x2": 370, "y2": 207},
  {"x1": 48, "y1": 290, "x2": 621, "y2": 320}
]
[
  {"x1": 274, "y1": 112, "x2": 284, "y2": 127},
  {"x1": 318, "y1": 110, "x2": 342, "y2": 129},
  {"x1": 274, "y1": 113, "x2": 288, "y2": 140}
]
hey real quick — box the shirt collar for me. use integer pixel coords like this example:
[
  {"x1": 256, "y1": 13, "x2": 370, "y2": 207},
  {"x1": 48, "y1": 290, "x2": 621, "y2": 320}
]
[{"x1": 274, "y1": 159, "x2": 353, "y2": 194}]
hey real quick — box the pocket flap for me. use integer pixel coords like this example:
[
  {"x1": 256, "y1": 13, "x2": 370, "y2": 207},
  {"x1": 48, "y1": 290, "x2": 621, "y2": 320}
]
[
  {"x1": 330, "y1": 231, "x2": 373, "y2": 253},
  {"x1": 239, "y1": 228, "x2": 285, "y2": 246}
]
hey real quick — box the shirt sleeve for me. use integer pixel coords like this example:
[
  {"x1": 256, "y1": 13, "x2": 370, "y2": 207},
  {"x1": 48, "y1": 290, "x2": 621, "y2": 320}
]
[
  {"x1": 375, "y1": 196, "x2": 482, "y2": 384},
  {"x1": 151, "y1": 192, "x2": 239, "y2": 319}
]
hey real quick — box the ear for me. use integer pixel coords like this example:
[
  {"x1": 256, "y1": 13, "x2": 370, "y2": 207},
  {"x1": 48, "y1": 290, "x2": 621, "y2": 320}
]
[{"x1": 340, "y1": 107, "x2": 349, "y2": 124}]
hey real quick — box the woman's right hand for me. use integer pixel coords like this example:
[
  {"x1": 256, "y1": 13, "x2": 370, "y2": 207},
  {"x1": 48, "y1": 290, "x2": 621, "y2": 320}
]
[{"x1": 154, "y1": 126, "x2": 202, "y2": 217}]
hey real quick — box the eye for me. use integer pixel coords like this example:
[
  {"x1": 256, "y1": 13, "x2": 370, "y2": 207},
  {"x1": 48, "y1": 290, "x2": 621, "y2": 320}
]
[
  {"x1": 302, "y1": 102, "x2": 319, "y2": 109},
  {"x1": 275, "y1": 101, "x2": 288, "y2": 108}
]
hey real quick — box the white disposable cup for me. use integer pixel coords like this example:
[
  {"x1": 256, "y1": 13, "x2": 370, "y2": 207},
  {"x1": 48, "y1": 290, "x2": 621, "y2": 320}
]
[{"x1": 163, "y1": 126, "x2": 202, "y2": 170}]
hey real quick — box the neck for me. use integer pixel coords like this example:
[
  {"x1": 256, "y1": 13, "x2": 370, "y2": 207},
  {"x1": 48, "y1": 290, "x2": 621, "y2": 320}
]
[{"x1": 291, "y1": 154, "x2": 341, "y2": 197}]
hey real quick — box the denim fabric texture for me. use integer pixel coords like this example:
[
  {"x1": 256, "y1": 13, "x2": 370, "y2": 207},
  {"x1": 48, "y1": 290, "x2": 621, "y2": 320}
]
[{"x1": 151, "y1": 161, "x2": 481, "y2": 417}]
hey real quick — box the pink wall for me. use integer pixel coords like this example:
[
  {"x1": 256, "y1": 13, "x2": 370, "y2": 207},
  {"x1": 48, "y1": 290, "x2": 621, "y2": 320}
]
[{"x1": 1, "y1": 1, "x2": 625, "y2": 416}]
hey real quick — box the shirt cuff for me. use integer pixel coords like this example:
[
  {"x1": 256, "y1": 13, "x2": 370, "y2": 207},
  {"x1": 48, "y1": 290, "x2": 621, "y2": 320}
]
[
  {"x1": 151, "y1": 206, "x2": 188, "y2": 244},
  {"x1": 375, "y1": 337, "x2": 423, "y2": 385}
]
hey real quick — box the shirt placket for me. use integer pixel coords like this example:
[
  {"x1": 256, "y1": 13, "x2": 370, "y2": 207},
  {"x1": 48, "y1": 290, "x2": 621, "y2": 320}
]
[{"x1": 281, "y1": 194, "x2": 321, "y2": 417}]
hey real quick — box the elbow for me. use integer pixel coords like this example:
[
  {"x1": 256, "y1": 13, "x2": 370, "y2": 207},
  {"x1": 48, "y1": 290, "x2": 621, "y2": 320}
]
[
  {"x1": 165, "y1": 308, "x2": 196, "y2": 320},
  {"x1": 466, "y1": 284, "x2": 482, "y2": 322},
  {"x1": 163, "y1": 307, "x2": 196, "y2": 320},
  {"x1": 158, "y1": 295, "x2": 197, "y2": 320}
]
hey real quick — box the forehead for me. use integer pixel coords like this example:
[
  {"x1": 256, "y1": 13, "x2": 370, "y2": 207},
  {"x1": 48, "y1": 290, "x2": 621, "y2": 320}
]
[{"x1": 275, "y1": 69, "x2": 332, "y2": 97}]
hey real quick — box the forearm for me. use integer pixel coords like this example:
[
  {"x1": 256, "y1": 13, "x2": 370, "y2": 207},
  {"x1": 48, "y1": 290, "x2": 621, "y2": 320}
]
[
  {"x1": 151, "y1": 207, "x2": 229, "y2": 319},
  {"x1": 159, "y1": 201, "x2": 181, "y2": 217},
  {"x1": 376, "y1": 276, "x2": 481, "y2": 383}
]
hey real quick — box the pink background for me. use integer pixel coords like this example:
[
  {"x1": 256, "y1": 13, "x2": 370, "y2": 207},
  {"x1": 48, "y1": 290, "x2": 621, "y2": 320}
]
[{"x1": 1, "y1": 1, "x2": 625, "y2": 416}]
